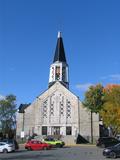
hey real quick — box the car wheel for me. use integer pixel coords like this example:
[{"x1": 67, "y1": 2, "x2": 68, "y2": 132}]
[
  {"x1": 3, "y1": 149, "x2": 8, "y2": 153},
  {"x1": 110, "y1": 152, "x2": 117, "y2": 159},
  {"x1": 101, "y1": 144, "x2": 105, "y2": 148},
  {"x1": 43, "y1": 147, "x2": 47, "y2": 150},
  {"x1": 56, "y1": 143, "x2": 61, "y2": 148},
  {"x1": 27, "y1": 147, "x2": 32, "y2": 151}
]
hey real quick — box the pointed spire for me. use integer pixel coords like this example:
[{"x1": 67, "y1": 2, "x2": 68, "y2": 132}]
[
  {"x1": 53, "y1": 31, "x2": 67, "y2": 63},
  {"x1": 57, "y1": 31, "x2": 61, "y2": 38}
]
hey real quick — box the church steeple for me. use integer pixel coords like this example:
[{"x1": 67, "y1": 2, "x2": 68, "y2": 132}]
[
  {"x1": 49, "y1": 32, "x2": 69, "y2": 89},
  {"x1": 53, "y1": 31, "x2": 66, "y2": 63}
]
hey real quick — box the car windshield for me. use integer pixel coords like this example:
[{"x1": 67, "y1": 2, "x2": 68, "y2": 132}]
[
  {"x1": 114, "y1": 143, "x2": 120, "y2": 147},
  {"x1": 2, "y1": 139, "x2": 13, "y2": 144},
  {"x1": 45, "y1": 138, "x2": 55, "y2": 141},
  {"x1": 8, "y1": 140, "x2": 14, "y2": 143}
]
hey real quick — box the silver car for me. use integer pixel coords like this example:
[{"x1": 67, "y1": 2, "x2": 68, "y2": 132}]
[{"x1": 0, "y1": 142, "x2": 15, "y2": 153}]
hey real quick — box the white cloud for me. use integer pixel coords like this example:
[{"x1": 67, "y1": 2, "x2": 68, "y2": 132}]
[
  {"x1": 0, "y1": 95, "x2": 5, "y2": 100},
  {"x1": 76, "y1": 83, "x2": 93, "y2": 91},
  {"x1": 101, "y1": 74, "x2": 120, "y2": 81},
  {"x1": 109, "y1": 74, "x2": 120, "y2": 81},
  {"x1": 100, "y1": 76, "x2": 107, "y2": 80}
]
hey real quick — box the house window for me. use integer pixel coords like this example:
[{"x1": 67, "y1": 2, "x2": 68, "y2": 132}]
[
  {"x1": 66, "y1": 126, "x2": 72, "y2": 135},
  {"x1": 42, "y1": 126, "x2": 47, "y2": 135}
]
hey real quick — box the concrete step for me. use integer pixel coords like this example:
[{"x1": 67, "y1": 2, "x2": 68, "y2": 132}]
[{"x1": 61, "y1": 135, "x2": 76, "y2": 145}]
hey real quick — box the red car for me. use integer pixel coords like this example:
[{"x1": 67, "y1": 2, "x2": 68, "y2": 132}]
[{"x1": 25, "y1": 140, "x2": 52, "y2": 151}]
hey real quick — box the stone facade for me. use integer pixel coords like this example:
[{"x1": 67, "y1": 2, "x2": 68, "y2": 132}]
[{"x1": 16, "y1": 82, "x2": 100, "y2": 142}]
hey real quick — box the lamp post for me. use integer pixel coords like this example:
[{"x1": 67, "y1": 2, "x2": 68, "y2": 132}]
[
  {"x1": 22, "y1": 110, "x2": 25, "y2": 132},
  {"x1": 0, "y1": 121, "x2": 2, "y2": 131},
  {"x1": 91, "y1": 111, "x2": 93, "y2": 144},
  {"x1": 21, "y1": 110, "x2": 25, "y2": 141}
]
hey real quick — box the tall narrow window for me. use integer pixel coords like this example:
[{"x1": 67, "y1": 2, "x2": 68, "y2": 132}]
[
  {"x1": 66, "y1": 126, "x2": 72, "y2": 135},
  {"x1": 42, "y1": 126, "x2": 47, "y2": 135},
  {"x1": 43, "y1": 100, "x2": 48, "y2": 118},
  {"x1": 55, "y1": 66, "x2": 60, "y2": 80},
  {"x1": 66, "y1": 100, "x2": 71, "y2": 118},
  {"x1": 62, "y1": 67, "x2": 66, "y2": 81}
]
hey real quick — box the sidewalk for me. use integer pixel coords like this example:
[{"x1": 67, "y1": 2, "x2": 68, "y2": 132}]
[{"x1": 66, "y1": 144, "x2": 96, "y2": 147}]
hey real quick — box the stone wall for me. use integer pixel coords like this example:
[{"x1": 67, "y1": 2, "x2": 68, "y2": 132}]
[{"x1": 16, "y1": 82, "x2": 100, "y2": 143}]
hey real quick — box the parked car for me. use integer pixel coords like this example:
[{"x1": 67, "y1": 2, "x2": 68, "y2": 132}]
[
  {"x1": 44, "y1": 137, "x2": 65, "y2": 148},
  {"x1": 116, "y1": 134, "x2": 120, "y2": 141},
  {"x1": 25, "y1": 140, "x2": 52, "y2": 151},
  {"x1": 1, "y1": 139, "x2": 19, "y2": 150},
  {"x1": 103, "y1": 143, "x2": 120, "y2": 158},
  {"x1": 96, "y1": 137, "x2": 120, "y2": 148},
  {"x1": 0, "y1": 142, "x2": 15, "y2": 153}
]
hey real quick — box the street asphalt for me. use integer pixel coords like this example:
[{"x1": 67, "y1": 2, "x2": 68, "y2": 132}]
[{"x1": 0, "y1": 144, "x2": 119, "y2": 160}]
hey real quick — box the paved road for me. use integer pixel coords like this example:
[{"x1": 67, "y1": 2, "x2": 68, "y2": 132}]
[{"x1": 0, "y1": 146, "x2": 119, "y2": 160}]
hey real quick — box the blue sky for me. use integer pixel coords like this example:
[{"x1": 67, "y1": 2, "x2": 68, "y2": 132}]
[{"x1": 0, "y1": 0, "x2": 120, "y2": 105}]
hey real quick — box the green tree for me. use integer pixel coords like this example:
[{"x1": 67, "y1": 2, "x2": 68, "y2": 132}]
[
  {"x1": 83, "y1": 84, "x2": 104, "y2": 113},
  {"x1": 0, "y1": 94, "x2": 17, "y2": 138},
  {"x1": 83, "y1": 84, "x2": 104, "y2": 143}
]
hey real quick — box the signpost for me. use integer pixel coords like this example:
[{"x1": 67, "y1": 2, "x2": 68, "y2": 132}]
[
  {"x1": 21, "y1": 131, "x2": 24, "y2": 142},
  {"x1": 21, "y1": 131, "x2": 24, "y2": 138}
]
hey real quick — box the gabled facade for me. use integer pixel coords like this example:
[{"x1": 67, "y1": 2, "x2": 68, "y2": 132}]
[{"x1": 16, "y1": 32, "x2": 100, "y2": 143}]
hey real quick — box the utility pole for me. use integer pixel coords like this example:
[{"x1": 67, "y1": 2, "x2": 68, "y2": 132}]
[{"x1": 91, "y1": 111, "x2": 93, "y2": 144}]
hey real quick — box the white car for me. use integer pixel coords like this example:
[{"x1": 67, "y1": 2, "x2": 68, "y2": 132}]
[{"x1": 0, "y1": 142, "x2": 15, "y2": 153}]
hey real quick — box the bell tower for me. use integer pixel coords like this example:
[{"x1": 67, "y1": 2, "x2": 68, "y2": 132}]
[{"x1": 49, "y1": 32, "x2": 69, "y2": 89}]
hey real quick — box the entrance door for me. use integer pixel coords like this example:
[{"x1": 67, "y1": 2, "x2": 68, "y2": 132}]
[{"x1": 52, "y1": 127, "x2": 60, "y2": 135}]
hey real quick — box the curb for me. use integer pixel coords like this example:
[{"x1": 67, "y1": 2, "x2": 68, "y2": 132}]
[
  {"x1": 65, "y1": 144, "x2": 96, "y2": 147},
  {"x1": 19, "y1": 143, "x2": 96, "y2": 148}
]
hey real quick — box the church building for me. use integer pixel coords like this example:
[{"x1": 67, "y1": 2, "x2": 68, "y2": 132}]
[{"x1": 16, "y1": 32, "x2": 100, "y2": 143}]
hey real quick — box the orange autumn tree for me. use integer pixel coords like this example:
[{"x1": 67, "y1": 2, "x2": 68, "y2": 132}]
[{"x1": 100, "y1": 84, "x2": 120, "y2": 136}]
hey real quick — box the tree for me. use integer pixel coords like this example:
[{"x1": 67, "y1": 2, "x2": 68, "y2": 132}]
[
  {"x1": 83, "y1": 84, "x2": 104, "y2": 143},
  {"x1": 83, "y1": 84, "x2": 104, "y2": 113},
  {"x1": 100, "y1": 84, "x2": 120, "y2": 136},
  {"x1": 103, "y1": 84, "x2": 120, "y2": 106},
  {"x1": 0, "y1": 94, "x2": 17, "y2": 138}
]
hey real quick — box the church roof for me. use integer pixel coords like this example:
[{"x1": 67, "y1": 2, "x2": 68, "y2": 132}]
[
  {"x1": 37, "y1": 82, "x2": 79, "y2": 101},
  {"x1": 53, "y1": 32, "x2": 67, "y2": 63},
  {"x1": 18, "y1": 103, "x2": 31, "y2": 113}
]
